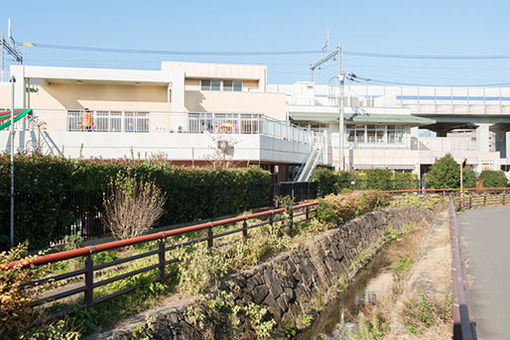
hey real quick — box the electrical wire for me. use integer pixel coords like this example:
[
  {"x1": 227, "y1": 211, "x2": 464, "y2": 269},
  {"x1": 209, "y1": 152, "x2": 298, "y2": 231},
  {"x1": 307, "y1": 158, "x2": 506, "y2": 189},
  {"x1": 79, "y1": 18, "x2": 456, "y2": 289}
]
[
  {"x1": 350, "y1": 75, "x2": 510, "y2": 87},
  {"x1": 18, "y1": 42, "x2": 510, "y2": 60},
  {"x1": 344, "y1": 51, "x2": 510, "y2": 60},
  {"x1": 18, "y1": 43, "x2": 321, "y2": 56}
]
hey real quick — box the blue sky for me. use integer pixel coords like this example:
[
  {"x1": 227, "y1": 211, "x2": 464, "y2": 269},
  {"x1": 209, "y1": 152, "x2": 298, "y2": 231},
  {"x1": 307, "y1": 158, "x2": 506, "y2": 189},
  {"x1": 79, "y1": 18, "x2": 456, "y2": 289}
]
[{"x1": 2, "y1": 1, "x2": 510, "y2": 85}]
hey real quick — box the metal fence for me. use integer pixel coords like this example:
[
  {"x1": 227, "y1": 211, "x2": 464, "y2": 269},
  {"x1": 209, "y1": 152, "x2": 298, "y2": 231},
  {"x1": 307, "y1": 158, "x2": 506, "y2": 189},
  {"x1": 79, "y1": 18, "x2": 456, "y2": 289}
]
[
  {"x1": 66, "y1": 110, "x2": 150, "y2": 132},
  {"x1": 12, "y1": 201, "x2": 318, "y2": 328},
  {"x1": 449, "y1": 196, "x2": 476, "y2": 340},
  {"x1": 187, "y1": 112, "x2": 313, "y2": 144},
  {"x1": 278, "y1": 181, "x2": 318, "y2": 203}
]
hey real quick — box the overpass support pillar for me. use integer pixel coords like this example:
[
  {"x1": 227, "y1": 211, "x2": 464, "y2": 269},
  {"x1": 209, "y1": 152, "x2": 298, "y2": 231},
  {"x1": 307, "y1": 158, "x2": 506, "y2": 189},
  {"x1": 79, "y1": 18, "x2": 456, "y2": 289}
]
[
  {"x1": 476, "y1": 124, "x2": 490, "y2": 153},
  {"x1": 495, "y1": 129, "x2": 507, "y2": 158}
]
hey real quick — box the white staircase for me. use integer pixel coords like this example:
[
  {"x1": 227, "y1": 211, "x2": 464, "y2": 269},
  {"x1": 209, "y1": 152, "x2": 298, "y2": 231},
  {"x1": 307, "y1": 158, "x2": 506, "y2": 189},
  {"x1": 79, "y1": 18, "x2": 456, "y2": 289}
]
[{"x1": 295, "y1": 147, "x2": 322, "y2": 182}]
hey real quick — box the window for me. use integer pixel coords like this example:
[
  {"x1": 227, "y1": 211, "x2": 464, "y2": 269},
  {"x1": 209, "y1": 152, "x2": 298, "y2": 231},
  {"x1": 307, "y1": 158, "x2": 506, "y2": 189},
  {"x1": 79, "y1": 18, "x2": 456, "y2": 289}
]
[
  {"x1": 223, "y1": 81, "x2": 232, "y2": 91},
  {"x1": 211, "y1": 80, "x2": 221, "y2": 91},
  {"x1": 199, "y1": 79, "x2": 244, "y2": 92},
  {"x1": 346, "y1": 124, "x2": 404, "y2": 145},
  {"x1": 201, "y1": 80, "x2": 211, "y2": 91},
  {"x1": 233, "y1": 81, "x2": 242, "y2": 92}
]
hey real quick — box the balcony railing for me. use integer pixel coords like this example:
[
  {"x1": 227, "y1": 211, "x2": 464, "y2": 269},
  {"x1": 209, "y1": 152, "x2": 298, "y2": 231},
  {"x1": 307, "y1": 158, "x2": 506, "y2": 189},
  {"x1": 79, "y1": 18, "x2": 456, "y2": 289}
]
[
  {"x1": 188, "y1": 112, "x2": 313, "y2": 144},
  {"x1": 67, "y1": 110, "x2": 150, "y2": 133}
]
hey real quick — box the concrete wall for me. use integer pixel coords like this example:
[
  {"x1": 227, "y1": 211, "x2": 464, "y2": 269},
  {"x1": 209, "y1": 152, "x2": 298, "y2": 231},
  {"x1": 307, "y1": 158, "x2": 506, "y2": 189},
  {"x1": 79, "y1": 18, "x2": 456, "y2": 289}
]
[
  {"x1": 0, "y1": 130, "x2": 311, "y2": 164},
  {"x1": 95, "y1": 206, "x2": 436, "y2": 340},
  {"x1": 184, "y1": 91, "x2": 286, "y2": 121}
]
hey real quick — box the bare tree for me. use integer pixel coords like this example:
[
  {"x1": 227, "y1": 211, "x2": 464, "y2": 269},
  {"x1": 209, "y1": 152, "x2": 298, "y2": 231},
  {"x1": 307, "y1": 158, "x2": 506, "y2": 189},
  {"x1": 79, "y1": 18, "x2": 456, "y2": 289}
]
[{"x1": 103, "y1": 173, "x2": 166, "y2": 240}]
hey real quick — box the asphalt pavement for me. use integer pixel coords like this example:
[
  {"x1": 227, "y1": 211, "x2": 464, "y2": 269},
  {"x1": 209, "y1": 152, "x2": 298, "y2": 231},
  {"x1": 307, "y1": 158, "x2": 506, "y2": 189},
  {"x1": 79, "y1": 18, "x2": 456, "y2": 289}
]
[{"x1": 458, "y1": 206, "x2": 510, "y2": 340}]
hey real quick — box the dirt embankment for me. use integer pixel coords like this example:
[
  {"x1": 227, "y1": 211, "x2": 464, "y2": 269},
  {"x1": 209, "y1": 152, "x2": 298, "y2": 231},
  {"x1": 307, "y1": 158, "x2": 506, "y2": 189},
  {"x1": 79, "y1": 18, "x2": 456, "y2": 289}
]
[{"x1": 385, "y1": 208, "x2": 452, "y2": 339}]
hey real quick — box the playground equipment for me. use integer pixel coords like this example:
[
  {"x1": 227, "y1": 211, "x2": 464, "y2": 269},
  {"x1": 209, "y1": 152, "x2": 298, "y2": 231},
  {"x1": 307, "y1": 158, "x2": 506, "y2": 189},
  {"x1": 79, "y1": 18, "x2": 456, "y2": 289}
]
[
  {"x1": 215, "y1": 122, "x2": 239, "y2": 134},
  {"x1": 0, "y1": 108, "x2": 32, "y2": 130}
]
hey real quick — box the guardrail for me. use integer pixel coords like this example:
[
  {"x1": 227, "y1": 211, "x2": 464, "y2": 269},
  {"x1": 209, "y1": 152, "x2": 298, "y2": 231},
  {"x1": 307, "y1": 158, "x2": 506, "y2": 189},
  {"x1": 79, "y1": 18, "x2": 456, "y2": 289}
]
[
  {"x1": 448, "y1": 196, "x2": 477, "y2": 340},
  {"x1": 11, "y1": 201, "x2": 318, "y2": 328}
]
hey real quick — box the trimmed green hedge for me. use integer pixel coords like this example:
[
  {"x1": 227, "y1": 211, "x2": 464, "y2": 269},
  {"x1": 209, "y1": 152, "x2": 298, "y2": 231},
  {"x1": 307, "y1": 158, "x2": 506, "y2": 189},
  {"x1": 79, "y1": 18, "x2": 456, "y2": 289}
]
[
  {"x1": 0, "y1": 154, "x2": 271, "y2": 250},
  {"x1": 479, "y1": 170, "x2": 508, "y2": 188},
  {"x1": 311, "y1": 168, "x2": 418, "y2": 196}
]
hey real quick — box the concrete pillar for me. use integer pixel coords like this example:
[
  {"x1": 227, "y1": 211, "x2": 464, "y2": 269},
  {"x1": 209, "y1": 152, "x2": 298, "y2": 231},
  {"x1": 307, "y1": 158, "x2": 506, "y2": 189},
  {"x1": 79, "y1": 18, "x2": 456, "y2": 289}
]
[
  {"x1": 495, "y1": 128, "x2": 507, "y2": 158},
  {"x1": 437, "y1": 130, "x2": 448, "y2": 137},
  {"x1": 168, "y1": 71, "x2": 186, "y2": 132},
  {"x1": 476, "y1": 123, "x2": 490, "y2": 153}
]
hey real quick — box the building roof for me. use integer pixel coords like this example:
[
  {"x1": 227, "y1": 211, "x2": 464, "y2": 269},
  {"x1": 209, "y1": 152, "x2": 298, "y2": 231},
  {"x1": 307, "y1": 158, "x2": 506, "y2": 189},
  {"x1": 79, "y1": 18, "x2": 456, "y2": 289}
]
[{"x1": 289, "y1": 112, "x2": 435, "y2": 125}]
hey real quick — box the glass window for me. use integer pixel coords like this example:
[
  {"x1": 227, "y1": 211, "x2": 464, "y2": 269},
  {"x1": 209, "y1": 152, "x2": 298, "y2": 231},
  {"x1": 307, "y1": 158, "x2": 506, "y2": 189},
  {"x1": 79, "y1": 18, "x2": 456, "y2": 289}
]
[
  {"x1": 347, "y1": 125, "x2": 355, "y2": 142},
  {"x1": 223, "y1": 81, "x2": 233, "y2": 91},
  {"x1": 211, "y1": 80, "x2": 221, "y2": 91},
  {"x1": 201, "y1": 80, "x2": 211, "y2": 91},
  {"x1": 376, "y1": 125, "x2": 385, "y2": 143},
  {"x1": 233, "y1": 81, "x2": 243, "y2": 92},
  {"x1": 366, "y1": 125, "x2": 376, "y2": 143},
  {"x1": 355, "y1": 125, "x2": 365, "y2": 143}
]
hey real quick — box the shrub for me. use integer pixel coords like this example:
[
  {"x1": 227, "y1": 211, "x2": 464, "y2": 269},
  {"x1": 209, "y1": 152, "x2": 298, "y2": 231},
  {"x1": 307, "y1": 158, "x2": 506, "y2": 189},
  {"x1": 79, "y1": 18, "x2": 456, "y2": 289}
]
[
  {"x1": 0, "y1": 154, "x2": 272, "y2": 250},
  {"x1": 311, "y1": 168, "x2": 353, "y2": 196},
  {"x1": 311, "y1": 168, "x2": 417, "y2": 195},
  {"x1": 0, "y1": 242, "x2": 41, "y2": 338},
  {"x1": 424, "y1": 154, "x2": 475, "y2": 189},
  {"x1": 479, "y1": 170, "x2": 508, "y2": 188},
  {"x1": 316, "y1": 191, "x2": 390, "y2": 226},
  {"x1": 354, "y1": 169, "x2": 393, "y2": 191},
  {"x1": 104, "y1": 174, "x2": 166, "y2": 240}
]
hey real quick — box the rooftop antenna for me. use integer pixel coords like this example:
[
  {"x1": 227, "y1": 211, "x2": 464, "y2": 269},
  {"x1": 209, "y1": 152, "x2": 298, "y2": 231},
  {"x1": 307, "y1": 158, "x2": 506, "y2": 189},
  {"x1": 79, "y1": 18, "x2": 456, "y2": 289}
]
[{"x1": 1, "y1": 18, "x2": 23, "y2": 83}]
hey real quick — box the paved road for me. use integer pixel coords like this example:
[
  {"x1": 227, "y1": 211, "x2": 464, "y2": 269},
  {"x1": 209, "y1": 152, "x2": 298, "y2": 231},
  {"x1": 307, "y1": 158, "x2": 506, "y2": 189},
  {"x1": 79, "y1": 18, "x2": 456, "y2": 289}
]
[{"x1": 458, "y1": 206, "x2": 510, "y2": 340}]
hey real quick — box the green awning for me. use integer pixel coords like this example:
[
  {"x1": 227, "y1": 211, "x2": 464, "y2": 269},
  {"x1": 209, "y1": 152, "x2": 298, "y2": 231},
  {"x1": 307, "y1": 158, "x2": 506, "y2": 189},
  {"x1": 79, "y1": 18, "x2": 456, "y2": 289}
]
[{"x1": 289, "y1": 112, "x2": 435, "y2": 125}]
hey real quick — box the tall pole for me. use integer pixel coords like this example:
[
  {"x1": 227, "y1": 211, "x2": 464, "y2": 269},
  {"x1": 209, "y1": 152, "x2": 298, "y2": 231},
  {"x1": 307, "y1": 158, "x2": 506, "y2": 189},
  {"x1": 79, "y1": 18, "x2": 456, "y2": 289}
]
[
  {"x1": 10, "y1": 76, "x2": 15, "y2": 247},
  {"x1": 338, "y1": 44, "x2": 345, "y2": 171}
]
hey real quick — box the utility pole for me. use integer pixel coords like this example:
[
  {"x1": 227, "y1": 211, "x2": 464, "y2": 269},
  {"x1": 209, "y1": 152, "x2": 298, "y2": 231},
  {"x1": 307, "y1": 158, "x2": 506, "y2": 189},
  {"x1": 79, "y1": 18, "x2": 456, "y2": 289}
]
[
  {"x1": 309, "y1": 41, "x2": 354, "y2": 171},
  {"x1": 338, "y1": 44, "x2": 345, "y2": 171},
  {"x1": 10, "y1": 76, "x2": 15, "y2": 247},
  {"x1": 1, "y1": 18, "x2": 23, "y2": 83}
]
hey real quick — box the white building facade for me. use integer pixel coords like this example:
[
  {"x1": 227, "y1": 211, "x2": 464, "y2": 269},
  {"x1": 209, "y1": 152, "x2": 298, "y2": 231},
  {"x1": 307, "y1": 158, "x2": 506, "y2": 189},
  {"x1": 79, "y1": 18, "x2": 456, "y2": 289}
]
[
  {"x1": 269, "y1": 82, "x2": 510, "y2": 175},
  {"x1": 1, "y1": 61, "x2": 509, "y2": 181}
]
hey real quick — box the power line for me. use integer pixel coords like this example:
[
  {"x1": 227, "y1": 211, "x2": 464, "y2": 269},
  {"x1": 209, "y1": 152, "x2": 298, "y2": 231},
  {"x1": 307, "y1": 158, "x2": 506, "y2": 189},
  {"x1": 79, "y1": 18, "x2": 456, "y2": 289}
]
[
  {"x1": 18, "y1": 42, "x2": 510, "y2": 60},
  {"x1": 18, "y1": 42, "x2": 321, "y2": 56},
  {"x1": 351, "y1": 75, "x2": 510, "y2": 87},
  {"x1": 345, "y1": 51, "x2": 510, "y2": 60}
]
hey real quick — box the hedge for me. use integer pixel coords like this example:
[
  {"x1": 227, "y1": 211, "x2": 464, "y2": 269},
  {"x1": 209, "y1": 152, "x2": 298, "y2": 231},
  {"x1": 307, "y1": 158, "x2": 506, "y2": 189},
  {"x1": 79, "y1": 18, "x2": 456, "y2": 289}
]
[
  {"x1": 478, "y1": 170, "x2": 509, "y2": 188},
  {"x1": 310, "y1": 168, "x2": 418, "y2": 196},
  {"x1": 423, "y1": 154, "x2": 476, "y2": 189},
  {"x1": 0, "y1": 154, "x2": 272, "y2": 250}
]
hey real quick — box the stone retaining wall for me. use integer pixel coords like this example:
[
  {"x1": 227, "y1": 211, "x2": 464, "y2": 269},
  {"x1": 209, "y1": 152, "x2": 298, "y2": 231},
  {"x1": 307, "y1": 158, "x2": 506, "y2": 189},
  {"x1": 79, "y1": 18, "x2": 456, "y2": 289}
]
[{"x1": 96, "y1": 206, "x2": 436, "y2": 340}]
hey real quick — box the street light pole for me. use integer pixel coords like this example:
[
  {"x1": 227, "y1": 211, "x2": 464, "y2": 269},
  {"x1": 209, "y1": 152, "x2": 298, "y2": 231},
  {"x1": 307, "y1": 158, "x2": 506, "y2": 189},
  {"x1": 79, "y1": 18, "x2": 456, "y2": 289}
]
[
  {"x1": 338, "y1": 44, "x2": 345, "y2": 171},
  {"x1": 10, "y1": 75, "x2": 15, "y2": 248}
]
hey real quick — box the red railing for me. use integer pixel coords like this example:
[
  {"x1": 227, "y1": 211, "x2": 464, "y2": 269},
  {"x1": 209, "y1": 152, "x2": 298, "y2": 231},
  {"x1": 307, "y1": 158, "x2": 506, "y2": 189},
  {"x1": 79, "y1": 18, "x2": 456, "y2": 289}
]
[{"x1": 14, "y1": 201, "x2": 318, "y2": 327}]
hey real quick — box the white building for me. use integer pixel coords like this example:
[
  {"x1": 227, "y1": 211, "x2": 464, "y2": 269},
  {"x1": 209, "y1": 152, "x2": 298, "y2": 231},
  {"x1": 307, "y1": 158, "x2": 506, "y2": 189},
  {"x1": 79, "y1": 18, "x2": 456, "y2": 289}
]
[
  {"x1": 1, "y1": 61, "x2": 509, "y2": 181},
  {"x1": 269, "y1": 82, "x2": 510, "y2": 175}
]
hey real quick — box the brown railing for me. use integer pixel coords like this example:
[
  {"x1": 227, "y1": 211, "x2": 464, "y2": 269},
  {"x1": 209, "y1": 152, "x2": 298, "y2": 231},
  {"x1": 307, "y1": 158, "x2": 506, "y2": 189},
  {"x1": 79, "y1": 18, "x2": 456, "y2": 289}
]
[
  {"x1": 448, "y1": 196, "x2": 477, "y2": 340},
  {"x1": 13, "y1": 201, "x2": 317, "y2": 328}
]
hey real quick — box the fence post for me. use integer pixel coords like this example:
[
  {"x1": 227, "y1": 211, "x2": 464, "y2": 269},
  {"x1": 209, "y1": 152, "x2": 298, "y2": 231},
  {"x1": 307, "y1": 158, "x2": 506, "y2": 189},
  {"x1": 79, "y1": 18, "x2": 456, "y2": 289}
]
[
  {"x1": 503, "y1": 190, "x2": 506, "y2": 205},
  {"x1": 207, "y1": 225, "x2": 214, "y2": 248},
  {"x1": 484, "y1": 191, "x2": 487, "y2": 205},
  {"x1": 289, "y1": 209, "x2": 294, "y2": 230},
  {"x1": 242, "y1": 219, "x2": 248, "y2": 239},
  {"x1": 305, "y1": 205, "x2": 309, "y2": 221},
  {"x1": 84, "y1": 254, "x2": 94, "y2": 307},
  {"x1": 469, "y1": 192, "x2": 472, "y2": 209},
  {"x1": 158, "y1": 240, "x2": 166, "y2": 282},
  {"x1": 269, "y1": 211, "x2": 274, "y2": 227}
]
